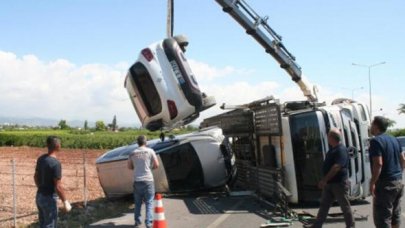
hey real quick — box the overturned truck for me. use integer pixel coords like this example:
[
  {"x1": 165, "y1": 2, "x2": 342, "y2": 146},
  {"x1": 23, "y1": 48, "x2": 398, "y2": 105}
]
[{"x1": 200, "y1": 96, "x2": 371, "y2": 204}]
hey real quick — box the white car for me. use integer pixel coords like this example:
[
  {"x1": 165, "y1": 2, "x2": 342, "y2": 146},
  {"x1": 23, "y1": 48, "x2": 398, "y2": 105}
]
[
  {"x1": 397, "y1": 136, "x2": 405, "y2": 152},
  {"x1": 124, "y1": 35, "x2": 216, "y2": 131},
  {"x1": 96, "y1": 127, "x2": 236, "y2": 198}
]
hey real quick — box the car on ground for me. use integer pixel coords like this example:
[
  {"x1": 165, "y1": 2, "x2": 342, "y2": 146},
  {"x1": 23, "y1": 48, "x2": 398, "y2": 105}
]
[
  {"x1": 124, "y1": 35, "x2": 216, "y2": 131},
  {"x1": 397, "y1": 136, "x2": 405, "y2": 152},
  {"x1": 96, "y1": 127, "x2": 236, "y2": 198}
]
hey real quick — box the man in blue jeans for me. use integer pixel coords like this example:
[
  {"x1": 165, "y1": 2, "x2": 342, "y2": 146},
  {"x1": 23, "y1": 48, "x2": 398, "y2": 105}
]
[
  {"x1": 34, "y1": 136, "x2": 71, "y2": 228},
  {"x1": 369, "y1": 116, "x2": 405, "y2": 228},
  {"x1": 128, "y1": 135, "x2": 159, "y2": 228}
]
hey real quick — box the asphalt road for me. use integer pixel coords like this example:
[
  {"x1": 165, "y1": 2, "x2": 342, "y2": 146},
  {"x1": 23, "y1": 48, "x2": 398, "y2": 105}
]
[{"x1": 90, "y1": 193, "x2": 405, "y2": 228}]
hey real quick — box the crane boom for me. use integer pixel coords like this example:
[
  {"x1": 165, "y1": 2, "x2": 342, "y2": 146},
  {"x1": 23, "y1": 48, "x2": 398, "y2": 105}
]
[{"x1": 215, "y1": 0, "x2": 317, "y2": 102}]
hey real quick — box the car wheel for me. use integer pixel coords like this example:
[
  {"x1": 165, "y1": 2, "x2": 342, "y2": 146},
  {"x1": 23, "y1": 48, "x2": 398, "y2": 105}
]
[
  {"x1": 201, "y1": 95, "x2": 216, "y2": 111},
  {"x1": 145, "y1": 119, "x2": 163, "y2": 131},
  {"x1": 173, "y1": 35, "x2": 189, "y2": 52}
]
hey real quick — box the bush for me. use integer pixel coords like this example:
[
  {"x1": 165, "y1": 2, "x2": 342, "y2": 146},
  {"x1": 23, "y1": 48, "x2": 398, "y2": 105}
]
[
  {"x1": 0, "y1": 128, "x2": 194, "y2": 149},
  {"x1": 389, "y1": 128, "x2": 405, "y2": 137}
]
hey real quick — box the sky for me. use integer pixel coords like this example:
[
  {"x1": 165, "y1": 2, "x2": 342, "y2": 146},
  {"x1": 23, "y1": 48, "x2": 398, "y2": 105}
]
[{"x1": 0, "y1": 0, "x2": 404, "y2": 128}]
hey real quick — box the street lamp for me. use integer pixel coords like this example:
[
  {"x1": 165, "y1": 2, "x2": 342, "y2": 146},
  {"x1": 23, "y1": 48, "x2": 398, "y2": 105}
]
[{"x1": 352, "y1": 61, "x2": 386, "y2": 117}]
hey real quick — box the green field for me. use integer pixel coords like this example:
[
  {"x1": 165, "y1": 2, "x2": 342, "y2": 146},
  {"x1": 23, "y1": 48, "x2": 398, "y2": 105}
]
[{"x1": 0, "y1": 129, "x2": 193, "y2": 149}]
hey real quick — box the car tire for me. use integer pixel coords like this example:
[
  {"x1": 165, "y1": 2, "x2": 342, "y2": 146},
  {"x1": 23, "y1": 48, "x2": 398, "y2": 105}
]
[
  {"x1": 201, "y1": 95, "x2": 216, "y2": 111},
  {"x1": 173, "y1": 35, "x2": 189, "y2": 52}
]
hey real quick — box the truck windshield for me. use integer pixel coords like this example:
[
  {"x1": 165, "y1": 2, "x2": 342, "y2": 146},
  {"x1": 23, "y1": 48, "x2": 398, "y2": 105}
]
[{"x1": 290, "y1": 111, "x2": 324, "y2": 201}]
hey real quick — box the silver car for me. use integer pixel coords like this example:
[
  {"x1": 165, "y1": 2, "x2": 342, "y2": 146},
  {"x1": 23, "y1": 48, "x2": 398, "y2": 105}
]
[
  {"x1": 397, "y1": 136, "x2": 405, "y2": 152},
  {"x1": 96, "y1": 127, "x2": 236, "y2": 198}
]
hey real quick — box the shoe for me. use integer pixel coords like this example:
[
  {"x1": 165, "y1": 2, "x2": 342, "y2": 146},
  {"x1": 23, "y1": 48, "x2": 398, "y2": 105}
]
[
  {"x1": 145, "y1": 223, "x2": 152, "y2": 228},
  {"x1": 134, "y1": 221, "x2": 142, "y2": 228}
]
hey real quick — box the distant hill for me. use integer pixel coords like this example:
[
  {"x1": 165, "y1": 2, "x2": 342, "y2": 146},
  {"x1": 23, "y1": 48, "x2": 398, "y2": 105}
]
[
  {"x1": 0, "y1": 116, "x2": 86, "y2": 127},
  {"x1": 0, "y1": 116, "x2": 136, "y2": 128}
]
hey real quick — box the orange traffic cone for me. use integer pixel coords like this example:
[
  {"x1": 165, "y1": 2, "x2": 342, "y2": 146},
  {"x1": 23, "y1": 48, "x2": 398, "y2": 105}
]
[{"x1": 153, "y1": 193, "x2": 167, "y2": 228}]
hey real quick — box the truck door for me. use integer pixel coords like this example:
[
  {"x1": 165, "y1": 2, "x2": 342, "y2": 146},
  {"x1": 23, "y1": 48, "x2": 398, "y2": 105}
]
[
  {"x1": 340, "y1": 110, "x2": 361, "y2": 198},
  {"x1": 290, "y1": 111, "x2": 328, "y2": 202},
  {"x1": 352, "y1": 103, "x2": 372, "y2": 198},
  {"x1": 349, "y1": 121, "x2": 362, "y2": 183}
]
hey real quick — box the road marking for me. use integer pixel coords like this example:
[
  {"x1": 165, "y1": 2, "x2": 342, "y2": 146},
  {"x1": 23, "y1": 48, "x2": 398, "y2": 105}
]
[{"x1": 206, "y1": 198, "x2": 246, "y2": 228}]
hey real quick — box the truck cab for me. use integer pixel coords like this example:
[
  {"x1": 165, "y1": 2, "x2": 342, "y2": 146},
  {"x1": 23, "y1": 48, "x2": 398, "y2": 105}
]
[
  {"x1": 281, "y1": 100, "x2": 371, "y2": 203},
  {"x1": 202, "y1": 97, "x2": 371, "y2": 203}
]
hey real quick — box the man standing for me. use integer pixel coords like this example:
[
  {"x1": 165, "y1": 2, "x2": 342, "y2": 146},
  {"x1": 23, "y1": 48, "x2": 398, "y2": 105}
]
[
  {"x1": 128, "y1": 135, "x2": 159, "y2": 228},
  {"x1": 369, "y1": 116, "x2": 404, "y2": 228},
  {"x1": 305, "y1": 128, "x2": 354, "y2": 228},
  {"x1": 34, "y1": 136, "x2": 71, "y2": 228}
]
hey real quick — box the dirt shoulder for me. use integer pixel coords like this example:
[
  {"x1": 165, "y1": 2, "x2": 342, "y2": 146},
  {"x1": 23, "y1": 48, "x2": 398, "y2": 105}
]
[{"x1": 0, "y1": 146, "x2": 120, "y2": 227}]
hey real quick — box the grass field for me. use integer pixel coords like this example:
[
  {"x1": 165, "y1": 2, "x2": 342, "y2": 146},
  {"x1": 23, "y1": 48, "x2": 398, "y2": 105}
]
[{"x1": 0, "y1": 128, "x2": 193, "y2": 149}]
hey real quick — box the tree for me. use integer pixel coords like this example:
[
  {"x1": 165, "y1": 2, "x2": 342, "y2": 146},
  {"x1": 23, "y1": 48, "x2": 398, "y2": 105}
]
[
  {"x1": 398, "y1": 103, "x2": 405, "y2": 115},
  {"x1": 386, "y1": 117, "x2": 396, "y2": 129},
  {"x1": 95, "y1": 121, "x2": 106, "y2": 131},
  {"x1": 58, "y1": 120, "x2": 70, "y2": 130},
  {"x1": 186, "y1": 125, "x2": 198, "y2": 131},
  {"x1": 111, "y1": 115, "x2": 117, "y2": 131},
  {"x1": 84, "y1": 120, "x2": 88, "y2": 130}
]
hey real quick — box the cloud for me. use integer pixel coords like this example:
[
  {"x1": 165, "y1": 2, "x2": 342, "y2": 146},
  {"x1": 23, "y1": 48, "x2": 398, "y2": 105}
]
[
  {"x1": 1, "y1": 51, "x2": 403, "y2": 129},
  {"x1": 188, "y1": 59, "x2": 254, "y2": 81},
  {"x1": 195, "y1": 80, "x2": 282, "y2": 123},
  {"x1": 0, "y1": 51, "x2": 135, "y2": 125}
]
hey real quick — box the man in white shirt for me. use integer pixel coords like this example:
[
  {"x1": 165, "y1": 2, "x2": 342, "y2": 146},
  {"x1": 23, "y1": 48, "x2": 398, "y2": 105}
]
[{"x1": 128, "y1": 135, "x2": 159, "y2": 228}]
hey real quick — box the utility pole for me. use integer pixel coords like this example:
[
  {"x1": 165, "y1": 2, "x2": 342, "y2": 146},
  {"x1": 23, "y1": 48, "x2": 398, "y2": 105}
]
[
  {"x1": 167, "y1": 0, "x2": 174, "y2": 37},
  {"x1": 352, "y1": 61, "x2": 386, "y2": 117}
]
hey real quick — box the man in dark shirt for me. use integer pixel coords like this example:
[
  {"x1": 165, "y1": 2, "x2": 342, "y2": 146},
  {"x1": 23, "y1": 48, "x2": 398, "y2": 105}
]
[
  {"x1": 34, "y1": 136, "x2": 71, "y2": 227},
  {"x1": 369, "y1": 116, "x2": 405, "y2": 228},
  {"x1": 305, "y1": 128, "x2": 354, "y2": 228}
]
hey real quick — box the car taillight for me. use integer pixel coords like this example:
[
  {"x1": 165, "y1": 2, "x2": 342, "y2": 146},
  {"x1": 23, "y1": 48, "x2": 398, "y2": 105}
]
[
  {"x1": 167, "y1": 100, "x2": 178, "y2": 120},
  {"x1": 141, "y1": 48, "x2": 154, "y2": 62}
]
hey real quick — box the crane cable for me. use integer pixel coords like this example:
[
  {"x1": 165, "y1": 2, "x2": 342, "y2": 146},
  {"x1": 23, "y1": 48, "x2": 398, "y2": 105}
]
[{"x1": 166, "y1": 0, "x2": 174, "y2": 37}]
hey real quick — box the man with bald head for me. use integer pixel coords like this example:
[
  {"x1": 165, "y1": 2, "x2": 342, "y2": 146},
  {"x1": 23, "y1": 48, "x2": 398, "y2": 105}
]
[{"x1": 304, "y1": 128, "x2": 354, "y2": 228}]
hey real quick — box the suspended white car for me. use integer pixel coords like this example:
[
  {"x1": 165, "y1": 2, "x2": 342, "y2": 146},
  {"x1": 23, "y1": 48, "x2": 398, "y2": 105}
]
[{"x1": 124, "y1": 35, "x2": 216, "y2": 131}]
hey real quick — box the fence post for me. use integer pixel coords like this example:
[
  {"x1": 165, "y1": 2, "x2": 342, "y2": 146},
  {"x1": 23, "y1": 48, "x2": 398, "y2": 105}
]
[
  {"x1": 11, "y1": 158, "x2": 17, "y2": 227},
  {"x1": 83, "y1": 150, "x2": 87, "y2": 208}
]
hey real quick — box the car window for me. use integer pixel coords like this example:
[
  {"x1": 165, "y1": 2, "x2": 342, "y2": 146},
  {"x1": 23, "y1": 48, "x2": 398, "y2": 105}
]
[
  {"x1": 153, "y1": 140, "x2": 179, "y2": 151},
  {"x1": 129, "y1": 62, "x2": 162, "y2": 115},
  {"x1": 159, "y1": 143, "x2": 204, "y2": 191},
  {"x1": 357, "y1": 104, "x2": 367, "y2": 121},
  {"x1": 102, "y1": 144, "x2": 139, "y2": 159}
]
